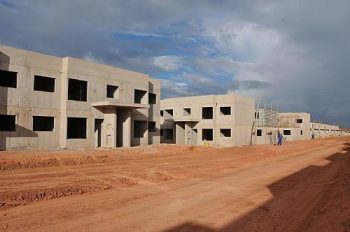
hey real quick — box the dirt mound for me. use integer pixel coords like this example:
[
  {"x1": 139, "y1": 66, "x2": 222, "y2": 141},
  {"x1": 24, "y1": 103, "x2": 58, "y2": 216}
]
[
  {"x1": 0, "y1": 145, "x2": 216, "y2": 171},
  {"x1": 0, "y1": 157, "x2": 59, "y2": 171},
  {"x1": 112, "y1": 176, "x2": 139, "y2": 187},
  {"x1": 130, "y1": 172, "x2": 174, "y2": 184},
  {"x1": 0, "y1": 184, "x2": 112, "y2": 210},
  {"x1": 0, "y1": 153, "x2": 124, "y2": 171},
  {"x1": 146, "y1": 172, "x2": 174, "y2": 183}
]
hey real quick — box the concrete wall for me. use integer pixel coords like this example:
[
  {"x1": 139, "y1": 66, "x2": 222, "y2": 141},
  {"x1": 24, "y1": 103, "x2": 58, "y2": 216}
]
[
  {"x1": 278, "y1": 113, "x2": 311, "y2": 141},
  {"x1": 0, "y1": 45, "x2": 62, "y2": 150},
  {"x1": 255, "y1": 127, "x2": 279, "y2": 145},
  {"x1": 147, "y1": 79, "x2": 161, "y2": 145},
  {"x1": 233, "y1": 94, "x2": 256, "y2": 146},
  {"x1": 160, "y1": 93, "x2": 255, "y2": 147},
  {"x1": 0, "y1": 44, "x2": 160, "y2": 150},
  {"x1": 253, "y1": 108, "x2": 279, "y2": 145}
]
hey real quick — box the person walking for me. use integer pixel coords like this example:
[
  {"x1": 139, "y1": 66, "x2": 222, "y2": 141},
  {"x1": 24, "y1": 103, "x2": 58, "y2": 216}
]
[{"x1": 277, "y1": 131, "x2": 284, "y2": 146}]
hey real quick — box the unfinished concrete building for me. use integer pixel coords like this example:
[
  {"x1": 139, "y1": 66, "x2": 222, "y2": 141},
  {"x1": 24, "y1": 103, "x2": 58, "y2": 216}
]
[
  {"x1": 311, "y1": 122, "x2": 343, "y2": 137},
  {"x1": 343, "y1": 129, "x2": 350, "y2": 136},
  {"x1": 254, "y1": 110, "x2": 346, "y2": 143},
  {"x1": 160, "y1": 94, "x2": 255, "y2": 147},
  {"x1": 254, "y1": 108, "x2": 279, "y2": 144},
  {"x1": 0, "y1": 45, "x2": 160, "y2": 150},
  {"x1": 278, "y1": 112, "x2": 311, "y2": 141}
]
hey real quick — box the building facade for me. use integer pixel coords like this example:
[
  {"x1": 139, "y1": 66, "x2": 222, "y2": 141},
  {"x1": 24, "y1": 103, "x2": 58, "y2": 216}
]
[
  {"x1": 254, "y1": 110, "x2": 347, "y2": 144},
  {"x1": 160, "y1": 94, "x2": 255, "y2": 147},
  {"x1": 0, "y1": 45, "x2": 160, "y2": 150},
  {"x1": 277, "y1": 112, "x2": 311, "y2": 141},
  {"x1": 254, "y1": 108, "x2": 279, "y2": 145},
  {"x1": 311, "y1": 122, "x2": 342, "y2": 138}
]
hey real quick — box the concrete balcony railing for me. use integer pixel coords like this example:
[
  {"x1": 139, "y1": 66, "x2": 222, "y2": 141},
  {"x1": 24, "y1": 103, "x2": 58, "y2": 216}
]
[
  {"x1": 91, "y1": 100, "x2": 149, "y2": 109},
  {"x1": 173, "y1": 115, "x2": 200, "y2": 122}
]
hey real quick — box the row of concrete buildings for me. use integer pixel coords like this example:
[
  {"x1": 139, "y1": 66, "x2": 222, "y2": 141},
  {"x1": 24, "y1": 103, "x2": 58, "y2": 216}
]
[
  {"x1": 253, "y1": 109, "x2": 347, "y2": 145},
  {"x1": 160, "y1": 97, "x2": 349, "y2": 147},
  {"x1": 0, "y1": 45, "x2": 349, "y2": 150}
]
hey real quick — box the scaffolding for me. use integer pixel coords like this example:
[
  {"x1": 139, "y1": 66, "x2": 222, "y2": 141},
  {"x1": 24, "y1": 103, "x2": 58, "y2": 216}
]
[
  {"x1": 256, "y1": 108, "x2": 278, "y2": 128},
  {"x1": 254, "y1": 108, "x2": 279, "y2": 145}
]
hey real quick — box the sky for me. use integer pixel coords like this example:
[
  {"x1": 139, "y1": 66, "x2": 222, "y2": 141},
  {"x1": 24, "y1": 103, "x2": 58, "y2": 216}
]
[{"x1": 0, "y1": 0, "x2": 349, "y2": 127}]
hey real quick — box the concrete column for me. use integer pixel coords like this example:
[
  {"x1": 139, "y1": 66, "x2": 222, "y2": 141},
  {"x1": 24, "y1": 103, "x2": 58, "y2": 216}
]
[
  {"x1": 213, "y1": 96, "x2": 218, "y2": 146},
  {"x1": 176, "y1": 122, "x2": 185, "y2": 144},
  {"x1": 123, "y1": 109, "x2": 131, "y2": 147},
  {"x1": 184, "y1": 123, "x2": 189, "y2": 145},
  {"x1": 59, "y1": 58, "x2": 69, "y2": 149}
]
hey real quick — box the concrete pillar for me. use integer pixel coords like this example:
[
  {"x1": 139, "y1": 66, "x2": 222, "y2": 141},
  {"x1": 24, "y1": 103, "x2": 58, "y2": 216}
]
[
  {"x1": 123, "y1": 109, "x2": 131, "y2": 147},
  {"x1": 59, "y1": 58, "x2": 68, "y2": 149},
  {"x1": 184, "y1": 123, "x2": 189, "y2": 145},
  {"x1": 176, "y1": 122, "x2": 185, "y2": 144}
]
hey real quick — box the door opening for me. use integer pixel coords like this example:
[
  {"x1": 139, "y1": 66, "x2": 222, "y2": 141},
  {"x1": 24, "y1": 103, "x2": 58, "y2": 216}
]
[{"x1": 95, "y1": 119, "x2": 103, "y2": 147}]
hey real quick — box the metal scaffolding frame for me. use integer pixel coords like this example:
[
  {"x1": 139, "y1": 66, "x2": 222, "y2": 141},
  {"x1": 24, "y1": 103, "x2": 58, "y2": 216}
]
[{"x1": 256, "y1": 108, "x2": 278, "y2": 128}]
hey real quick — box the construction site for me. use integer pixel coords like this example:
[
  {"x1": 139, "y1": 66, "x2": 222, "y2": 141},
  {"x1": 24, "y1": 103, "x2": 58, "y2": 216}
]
[{"x1": 1, "y1": 45, "x2": 350, "y2": 232}]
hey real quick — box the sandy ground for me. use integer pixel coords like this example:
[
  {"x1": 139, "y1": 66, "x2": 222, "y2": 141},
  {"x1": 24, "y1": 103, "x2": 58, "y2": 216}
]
[{"x1": 0, "y1": 137, "x2": 350, "y2": 232}]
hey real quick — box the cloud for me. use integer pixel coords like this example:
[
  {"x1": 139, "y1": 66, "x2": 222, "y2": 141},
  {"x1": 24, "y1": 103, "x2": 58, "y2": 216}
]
[
  {"x1": 82, "y1": 52, "x2": 105, "y2": 64},
  {"x1": 204, "y1": 22, "x2": 281, "y2": 61},
  {"x1": 152, "y1": 56, "x2": 184, "y2": 71},
  {"x1": 230, "y1": 80, "x2": 270, "y2": 91},
  {"x1": 160, "y1": 79, "x2": 190, "y2": 98}
]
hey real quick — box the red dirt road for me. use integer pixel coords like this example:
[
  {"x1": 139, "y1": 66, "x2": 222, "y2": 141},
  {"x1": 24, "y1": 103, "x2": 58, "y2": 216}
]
[{"x1": 1, "y1": 137, "x2": 350, "y2": 232}]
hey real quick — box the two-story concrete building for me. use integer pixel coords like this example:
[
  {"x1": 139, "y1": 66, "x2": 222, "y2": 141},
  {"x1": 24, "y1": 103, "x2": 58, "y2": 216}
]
[
  {"x1": 254, "y1": 111, "x2": 345, "y2": 144},
  {"x1": 0, "y1": 45, "x2": 160, "y2": 150},
  {"x1": 278, "y1": 112, "x2": 311, "y2": 141},
  {"x1": 160, "y1": 94, "x2": 255, "y2": 147}
]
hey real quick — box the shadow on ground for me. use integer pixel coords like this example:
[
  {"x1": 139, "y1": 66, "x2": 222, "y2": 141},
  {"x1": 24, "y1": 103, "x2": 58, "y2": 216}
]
[{"x1": 163, "y1": 143, "x2": 350, "y2": 232}]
